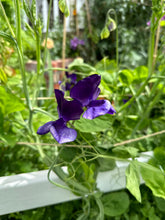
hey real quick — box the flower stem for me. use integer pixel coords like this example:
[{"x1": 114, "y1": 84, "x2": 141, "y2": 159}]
[
  {"x1": 14, "y1": 0, "x2": 33, "y2": 132},
  {"x1": 0, "y1": 1, "x2": 15, "y2": 38}
]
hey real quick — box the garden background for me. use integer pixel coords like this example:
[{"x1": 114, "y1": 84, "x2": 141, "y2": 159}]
[{"x1": 0, "y1": 0, "x2": 165, "y2": 219}]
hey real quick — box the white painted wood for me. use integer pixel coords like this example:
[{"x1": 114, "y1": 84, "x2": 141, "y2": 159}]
[
  {"x1": 42, "y1": 0, "x2": 48, "y2": 32},
  {"x1": 0, "y1": 152, "x2": 153, "y2": 215},
  {"x1": 53, "y1": 0, "x2": 59, "y2": 26}
]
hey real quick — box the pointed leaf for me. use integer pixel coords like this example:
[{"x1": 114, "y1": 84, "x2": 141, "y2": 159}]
[
  {"x1": 126, "y1": 162, "x2": 141, "y2": 202},
  {"x1": 140, "y1": 162, "x2": 165, "y2": 199}
]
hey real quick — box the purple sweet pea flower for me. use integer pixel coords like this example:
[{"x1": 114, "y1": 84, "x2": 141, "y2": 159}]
[
  {"x1": 70, "y1": 74, "x2": 116, "y2": 119},
  {"x1": 37, "y1": 89, "x2": 83, "y2": 144},
  {"x1": 78, "y1": 39, "x2": 85, "y2": 45},
  {"x1": 37, "y1": 118, "x2": 77, "y2": 144},
  {"x1": 70, "y1": 37, "x2": 79, "y2": 50},
  {"x1": 55, "y1": 89, "x2": 83, "y2": 122},
  {"x1": 70, "y1": 37, "x2": 85, "y2": 50}
]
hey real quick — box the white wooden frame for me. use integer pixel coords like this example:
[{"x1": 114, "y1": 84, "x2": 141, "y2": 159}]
[{"x1": 0, "y1": 152, "x2": 152, "y2": 215}]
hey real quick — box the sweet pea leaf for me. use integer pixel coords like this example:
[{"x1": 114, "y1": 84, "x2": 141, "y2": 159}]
[
  {"x1": 133, "y1": 66, "x2": 148, "y2": 82},
  {"x1": 74, "y1": 115, "x2": 112, "y2": 132},
  {"x1": 0, "y1": 134, "x2": 18, "y2": 147},
  {"x1": 69, "y1": 59, "x2": 96, "y2": 73},
  {"x1": 140, "y1": 162, "x2": 165, "y2": 199},
  {"x1": 0, "y1": 87, "x2": 25, "y2": 115},
  {"x1": 97, "y1": 157, "x2": 116, "y2": 171},
  {"x1": 119, "y1": 69, "x2": 133, "y2": 86},
  {"x1": 102, "y1": 191, "x2": 130, "y2": 217},
  {"x1": 112, "y1": 146, "x2": 139, "y2": 158},
  {"x1": 0, "y1": 68, "x2": 7, "y2": 83},
  {"x1": 126, "y1": 162, "x2": 141, "y2": 202},
  {"x1": 154, "y1": 197, "x2": 165, "y2": 212}
]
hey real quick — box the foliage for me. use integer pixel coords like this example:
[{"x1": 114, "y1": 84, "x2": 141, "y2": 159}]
[{"x1": 0, "y1": 0, "x2": 165, "y2": 218}]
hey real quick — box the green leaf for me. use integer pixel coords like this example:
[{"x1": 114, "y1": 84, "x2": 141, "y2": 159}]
[
  {"x1": 140, "y1": 162, "x2": 165, "y2": 199},
  {"x1": 119, "y1": 69, "x2": 133, "y2": 86},
  {"x1": 133, "y1": 66, "x2": 148, "y2": 82},
  {"x1": 0, "y1": 134, "x2": 18, "y2": 147},
  {"x1": 102, "y1": 191, "x2": 130, "y2": 217},
  {"x1": 154, "y1": 196, "x2": 165, "y2": 212},
  {"x1": 0, "y1": 68, "x2": 7, "y2": 83},
  {"x1": 59, "y1": 0, "x2": 69, "y2": 17},
  {"x1": 74, "y1": 115, "x2": 112, "y2": 133},
  {"x1": 100, "y1": 26, "x2": 110, "y2": 39},
  {"x1": 95, "y1": 58, "x2": 117, "y2": 74},
  {"x1": 69, "y1": 58, "x2": 96, "y2": 73},
  {"x1": 126, "y1": 162, "x2": 141, "y2": 202},
  {"x1": 0, "y1": 87, "x2": 25, "y2": 115},
  {"x1": 97, "y1": 157, "x2": 116, "y2": 171},
  {"x1": 112, "y1": 146, "x2": 139, "y2": 158}
]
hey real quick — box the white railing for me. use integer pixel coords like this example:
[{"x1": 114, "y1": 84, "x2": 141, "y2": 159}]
[{"x1": 0, "y1": 152, "x2": 152, "y2": 215}]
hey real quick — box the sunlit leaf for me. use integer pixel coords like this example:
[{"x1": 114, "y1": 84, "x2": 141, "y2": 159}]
[
  {"x1": 126, "y1": 161, "x2": 141, "y2": 202},
  {"x1": 0, "y1": 87, "x2": 25, "y2": 115},
  {"x1": 140, "y1": 162, "x2": 165, "y2": 199},
  {"x1": 0, "y1": 68, "x2": 7, "y2": 83}
]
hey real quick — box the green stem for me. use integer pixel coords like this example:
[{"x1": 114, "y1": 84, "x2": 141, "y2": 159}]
[
  {"x1": 107, "y1": 9, "x2": 119, "y2": 68},
  {"x1": 118, "y1": 76, "x2": 150, "y2": 112},
  {"x1": 44, "y1": 152, "x2": 89, "y2": 195},
  {"x1": 14, "y1": 0, "x2": 22, "y2": 52},
  {"x1": 47, "y1": 51, "x2": 54, "y2": 96},
  {"x1": 36, "y1": 33, "x2": 41, "y2": 76},
  {"x1": 43, "y1": 0, "x2": 53, "y2": 67},
  {"x1": 13, "y1": 0, "x2": 33, "y2": 132},
  {"x1": 0, "y1": 1, "x2": 15, "y2": 38},
  {"x1": 147, "y1": 13, "x2": 156, "y2": 77}
]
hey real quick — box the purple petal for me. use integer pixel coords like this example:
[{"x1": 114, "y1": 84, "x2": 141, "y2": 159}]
[
  {"x1": 69, "y1": 73, "x2": 77, "y2": 83},
  {"x1": 70, "y1": 74, "x2": 101, "y2": 106},
  {"x1": 37, "y1": 121, "x2": 54, "y2": 135},
  {"x1": 107, "y1": 105, "x2": 116, "y2": 114},
  {"x1": 50, "y1": 119, "x2": 77, "y2": 144},
  {"x1": 55, "y1": 89, "x2": 83, "y2": 121},
  {"x1": 55, "y1": 89, "x2": 65, "y2": 118},
  {"x1": 83, "y1": 100, "x2": 112, "y2": 120},
  {"x1": 78, "y1": 39, "x2": 85, "y2": 45}
]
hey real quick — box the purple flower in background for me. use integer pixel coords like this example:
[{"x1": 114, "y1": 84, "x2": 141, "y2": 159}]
[
  {"x1": 70, "y1": 74, "x2": 116, "y2": 119},
  {"x1": 37, "y1": 90, "x2": 83, "y2": 143},
  {"x1": 70, "y1": 37, "x2": 85, "y2": 50},
  {"x1": 146, "y1": 21, "x2": 151, "y2": 26},
  {"x1": 147, "y1": 15, "x2": 165, "y2": 26},
  {"x1": 161, "y1": 15, "x2": 165, "y2": 20}
]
